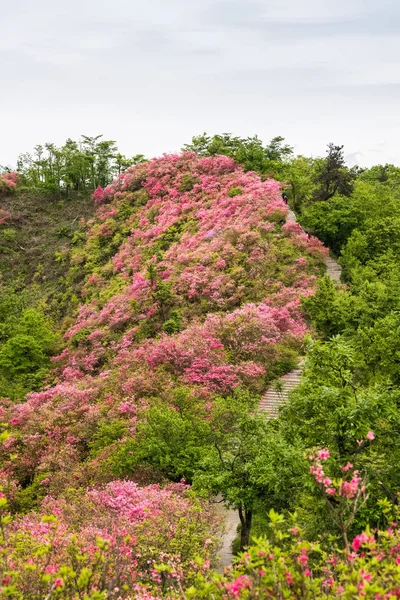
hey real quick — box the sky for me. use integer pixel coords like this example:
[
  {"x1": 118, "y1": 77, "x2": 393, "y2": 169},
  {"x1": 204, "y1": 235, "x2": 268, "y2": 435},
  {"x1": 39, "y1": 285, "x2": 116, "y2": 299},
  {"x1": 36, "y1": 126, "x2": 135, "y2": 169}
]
[{"x1": 1, "y1": 0, "x2": 400, "y2": 168}]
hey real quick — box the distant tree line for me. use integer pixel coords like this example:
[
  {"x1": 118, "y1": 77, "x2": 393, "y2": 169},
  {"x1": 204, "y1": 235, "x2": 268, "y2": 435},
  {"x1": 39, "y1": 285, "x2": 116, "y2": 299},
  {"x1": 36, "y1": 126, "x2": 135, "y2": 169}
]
[
  {"x1": 8, "y1": 130, "x2": 396, "y2": 215},
  {"x1": 15, "y1": 135, "x2": 146, "y2": 196},
  {"x1": 184, "y1": 133, "x2": 361, "y2": 211}
]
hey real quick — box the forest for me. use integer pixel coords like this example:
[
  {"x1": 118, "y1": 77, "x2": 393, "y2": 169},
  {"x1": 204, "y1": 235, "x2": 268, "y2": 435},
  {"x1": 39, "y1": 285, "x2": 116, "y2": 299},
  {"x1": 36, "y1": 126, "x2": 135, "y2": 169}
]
[{"x1": 0, "y1": 133, "x2": 400, "y2": 598}]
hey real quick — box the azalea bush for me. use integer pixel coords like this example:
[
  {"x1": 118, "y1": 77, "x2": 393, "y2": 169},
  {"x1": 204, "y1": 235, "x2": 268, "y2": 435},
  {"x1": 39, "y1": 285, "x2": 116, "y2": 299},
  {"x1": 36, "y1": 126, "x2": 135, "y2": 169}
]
[
  {"x1": 0, "y1": 480, "x2": 223, "y2": 598},
  {"x1": 177, "y1": 454, "x2": 400, "y2": 599},
  {"x1": 182, "y1": 514, "x2": 400, "y2": 599},
  {"x1": 0, "y1": 172, "x2": 17, "y2": 196}
]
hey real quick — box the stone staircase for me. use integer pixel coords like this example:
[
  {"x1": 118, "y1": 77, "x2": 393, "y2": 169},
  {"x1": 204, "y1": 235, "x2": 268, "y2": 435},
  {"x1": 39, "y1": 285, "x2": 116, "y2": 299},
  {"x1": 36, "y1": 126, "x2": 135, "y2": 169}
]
[
  {"x1": 325, "y1": 255, "x2": 342, "y2": 282},
  {"x1": 217, "y1": 506, "x2": 240, "y2": 572},
  {"x1": 259, "y1": 367, "x2": 303, "y2": 417}
]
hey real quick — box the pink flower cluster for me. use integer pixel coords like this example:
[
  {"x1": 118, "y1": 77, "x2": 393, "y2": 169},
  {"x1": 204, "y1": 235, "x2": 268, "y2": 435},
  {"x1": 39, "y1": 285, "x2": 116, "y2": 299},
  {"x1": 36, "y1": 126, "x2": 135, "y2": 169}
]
[
  {"x1": 352, "y1": 532, "x2": 375, "y2": 552},
  {"x1": 0, "y1": 480, "x2": 222, "y2": 597},
  {"x1": 0, "y1": 152, "x2": 327, "y2": 499},
  {"x1": 0, "y1": 171, "x2": 17, "y2": 190},
  {"x1": 282, "y1": 220, "x2": 329, "y2": 258},
  {"x1": 310, "y1": 440, "x2": 372, "y2": 501},
  {"x1": 224, "y1": 575, "x2": 253, "y2": 598}
]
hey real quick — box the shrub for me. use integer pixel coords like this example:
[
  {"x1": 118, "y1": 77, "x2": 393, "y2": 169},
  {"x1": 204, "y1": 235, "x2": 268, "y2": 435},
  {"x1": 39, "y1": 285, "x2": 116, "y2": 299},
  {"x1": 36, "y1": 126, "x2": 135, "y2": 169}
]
[{"x1": 227, "y1": 186, "x2": 243, "y2": 197}]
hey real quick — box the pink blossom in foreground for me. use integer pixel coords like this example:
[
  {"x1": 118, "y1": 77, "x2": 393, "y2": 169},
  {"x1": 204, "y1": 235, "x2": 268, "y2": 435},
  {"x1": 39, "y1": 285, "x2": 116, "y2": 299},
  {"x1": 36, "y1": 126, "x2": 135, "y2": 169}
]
[{"x1": 317, "y1": 449, "x2": 330, "y2": 461}]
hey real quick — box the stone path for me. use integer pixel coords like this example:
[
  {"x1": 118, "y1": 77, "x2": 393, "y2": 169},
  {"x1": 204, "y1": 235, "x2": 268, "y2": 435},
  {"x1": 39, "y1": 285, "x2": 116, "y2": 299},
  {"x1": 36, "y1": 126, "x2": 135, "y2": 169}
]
[
  {"x1": 217, "y1": 207, "x2": 342, "y2": 570},
  {"x1": 325, "y1": 255, "x2": 342, "y2": 282},
  {"x1": 217, "y1": 507, "x2": 240, "y2": 572},
  {"x1": 259, "y1": 367, "x2": 303, "y2": 417}
]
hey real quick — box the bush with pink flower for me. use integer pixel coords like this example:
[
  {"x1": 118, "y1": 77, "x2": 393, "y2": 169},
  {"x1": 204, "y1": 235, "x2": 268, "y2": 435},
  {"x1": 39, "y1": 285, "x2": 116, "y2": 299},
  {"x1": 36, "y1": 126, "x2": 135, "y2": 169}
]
[
  {"x1": 0, "y1": 153, "x2": 326, "y2": 501},
  {"x1": 0, "y1": 171, "x2": 18, "y2": 196},
  {"x1": 0, "y1": 480, "x2": 223, "y2": 598}
]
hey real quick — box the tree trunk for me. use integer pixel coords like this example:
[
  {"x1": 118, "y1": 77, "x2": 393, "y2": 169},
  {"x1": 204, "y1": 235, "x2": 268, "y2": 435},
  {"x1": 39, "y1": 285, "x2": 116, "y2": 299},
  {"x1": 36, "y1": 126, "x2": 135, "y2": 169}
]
[{"x1": 238, "y1": 506, "x2": 253, "y2": 551}]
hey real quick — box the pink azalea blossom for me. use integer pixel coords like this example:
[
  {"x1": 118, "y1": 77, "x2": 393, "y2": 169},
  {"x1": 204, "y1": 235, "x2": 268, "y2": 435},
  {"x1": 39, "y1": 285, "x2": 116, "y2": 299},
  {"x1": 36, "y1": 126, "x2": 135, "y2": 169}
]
[{"x1": 317, "y1": 449, "x2": 330, "y2": 461}]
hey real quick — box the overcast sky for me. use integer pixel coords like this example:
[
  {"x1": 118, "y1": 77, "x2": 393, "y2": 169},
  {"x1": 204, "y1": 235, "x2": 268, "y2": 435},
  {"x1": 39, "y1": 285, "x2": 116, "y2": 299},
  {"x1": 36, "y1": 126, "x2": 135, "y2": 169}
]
[{"x1": 1, "y1": 0, "x2": 399, "y2": 167}]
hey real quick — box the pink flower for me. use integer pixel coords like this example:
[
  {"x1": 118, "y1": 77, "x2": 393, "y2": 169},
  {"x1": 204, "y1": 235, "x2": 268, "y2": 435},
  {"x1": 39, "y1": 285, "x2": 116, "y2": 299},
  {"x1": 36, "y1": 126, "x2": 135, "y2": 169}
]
[
  {"x1": 285, "y1": 572, "x2": 294, "y2": 585},
  {"x1": 352, "y1": 533, "x2": 374, "y2": 552},
  {"x1": 326, "y1": 487, "x2": 336, "y2": 495},
  {"x1": 360, "y1": 570, "x2": 372, "y2": 582},
  {"x1": 53, "y1": 578, "x2": 64, "y2": 588},
  {"x1": 224, "y1": 575, "x2": 252, "y2": 597},
  {"x1": 297, "y1": 548, "x2": 308, "y2": 566},
  {"x1": 366, "y1": 430, "x2": 375, "y2": 441},
  {"x1": 342, "y1": 462, "x2": 353, "y2": 472},
  {"x1": 305, "y1": 569, "x2": 311, "y2": 577},
  {"x1": 317, "y1": 449, "x2": 330, "y2": 460}
]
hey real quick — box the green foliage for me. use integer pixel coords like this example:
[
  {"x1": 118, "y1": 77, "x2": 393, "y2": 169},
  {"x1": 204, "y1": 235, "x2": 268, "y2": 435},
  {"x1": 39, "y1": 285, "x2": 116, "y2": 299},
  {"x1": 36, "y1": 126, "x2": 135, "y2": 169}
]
[
  {"x1": 299, "y1": 175, "x2": 400, "y2": 255},
  {"x1": 112, "y1": 386, "x2": 306, "y2": 550},
  {"x1": 183, "y1": 133, "x2": 293, "y2": 177},
  {"x1": 312, "y1": 143, "x2": 356, "y2": 203},
  {"x1": 278, "y1": 333, "x2": 400, "y2": 536},
  {"x1": 110, "y1": 388, "x2": 210, "y2": 482},
  {"x1": 227, "y1": 186, "x2": 243, "y2": 197},
  {"x1": 16, "y1": 135, "x2": 146, "y2": 195},
  {"x1": 89, "y1": 419, "x2": 129, "y2": 456},
  {"x1": 301, "y1": 277, "x2": 357, "y2": 338},
  {"x1": 281, "y1": 155, "x2": 317, "y2": 211},
  {"x1": 163, "y1": 310, "x2": 183, "y2": 334},
  {"x1": 179, "y1": 173, "x2": 199, "y2": 192},
  {"x1": 0, "y1": 288, "x2": 59, "y2": 400}
]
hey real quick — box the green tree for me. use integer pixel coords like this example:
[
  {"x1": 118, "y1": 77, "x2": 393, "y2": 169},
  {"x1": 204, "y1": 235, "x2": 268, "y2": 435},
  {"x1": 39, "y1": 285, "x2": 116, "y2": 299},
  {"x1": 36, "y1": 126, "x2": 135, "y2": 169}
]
[
  {"x1": 282, "y1": 155, "x2": 316, "y2": 211},
  {"x1": 312, "y1": 144, "x2": 355, "y2": 202},
  {"x1": 16, "y1": 135, "x2": 142, "y2": 195},
  {"x1": 112, "y1": 388, "x2": 305, "y2": 550},
  {"x1": 193, "y1": 393, "x2": 305, "y2": 549},
  {"x1": 110, "y1": 387, "x2": 210, "y2": 482},
  {"x1": 279, "y1": 336, "x2": 400, "y2": 534},
  {"x1": 183, "y1": 133, "x2": 293, "y2": 177},
  {"x1": 0, "y1": 288, "x2": 59, "y2": 400}
]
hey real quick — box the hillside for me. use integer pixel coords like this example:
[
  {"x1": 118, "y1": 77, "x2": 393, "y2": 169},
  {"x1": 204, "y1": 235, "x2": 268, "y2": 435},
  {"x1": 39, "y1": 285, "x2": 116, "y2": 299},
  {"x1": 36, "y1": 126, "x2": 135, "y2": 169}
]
[
  {"x1": 0, "y1": 181, "x2": 96, "y2": 401},
  {"x1": 0, "y1": 189, "x2": 95, "y2": 311},
  {"x1": 0, "y1": 152, "x2": 330, "y2": 595},
  {"x1": 1, "y1": 153, "x2": 328, "y2": 487},
  {"x1": 2, "y1": 146, "x2": 400, "y2": 598}
]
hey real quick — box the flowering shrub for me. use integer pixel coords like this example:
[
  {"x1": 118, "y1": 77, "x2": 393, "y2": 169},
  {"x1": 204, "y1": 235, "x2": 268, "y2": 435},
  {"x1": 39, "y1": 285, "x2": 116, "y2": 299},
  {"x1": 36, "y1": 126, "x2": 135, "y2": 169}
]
[
  {"x1": 0, "y1": 481, "x2": 222, "y2": 598},
  {"x1": 173, "y1": 452, "x2": 400, "y2": 598},
  {"x1": 0, "y1": 171, "x2": 17, "y2": 196},
  {"x1": 4, "y1": 439, "x2": 400, "y2": 598},
  {"x1": 180, "y1": 516, "x2": 400, "y2": 599},
  {"x1": 309, "y1": 446, "x2": 369, "y2": 551}
]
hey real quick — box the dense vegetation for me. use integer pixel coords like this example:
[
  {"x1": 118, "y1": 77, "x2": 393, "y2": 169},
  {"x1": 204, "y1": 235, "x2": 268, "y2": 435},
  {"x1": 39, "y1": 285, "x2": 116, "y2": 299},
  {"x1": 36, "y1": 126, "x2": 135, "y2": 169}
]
[
  {"x1": 12, "y1": 135, "x2": 145, "y2": 196},
  {"x1": 1, "y1": 136, "x2": 400, "y2": 598}
]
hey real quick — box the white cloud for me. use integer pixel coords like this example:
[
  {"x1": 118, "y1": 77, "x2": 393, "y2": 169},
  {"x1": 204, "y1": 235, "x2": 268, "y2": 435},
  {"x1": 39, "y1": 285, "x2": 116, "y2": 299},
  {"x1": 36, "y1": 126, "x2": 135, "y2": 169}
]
[{"x1": 1, "y1": 0, "x2": 400, "y2": 168}]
